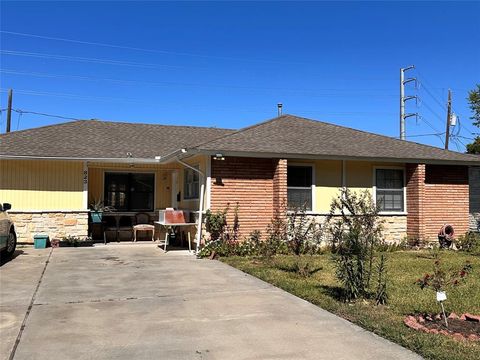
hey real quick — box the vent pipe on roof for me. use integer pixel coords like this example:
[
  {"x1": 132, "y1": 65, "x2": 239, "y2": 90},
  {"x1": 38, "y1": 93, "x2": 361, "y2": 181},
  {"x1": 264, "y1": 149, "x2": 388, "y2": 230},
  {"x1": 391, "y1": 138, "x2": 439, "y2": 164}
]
[{"x1": 277, "y1": 103, "x2": 283, "y2": 117}]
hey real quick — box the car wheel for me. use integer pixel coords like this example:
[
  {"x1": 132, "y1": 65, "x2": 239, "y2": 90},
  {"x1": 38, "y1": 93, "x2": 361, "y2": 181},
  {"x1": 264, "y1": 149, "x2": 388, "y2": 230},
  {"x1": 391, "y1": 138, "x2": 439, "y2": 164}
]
[{"x1": 4, "y1": 230, "x2": 17, "y2": 259}]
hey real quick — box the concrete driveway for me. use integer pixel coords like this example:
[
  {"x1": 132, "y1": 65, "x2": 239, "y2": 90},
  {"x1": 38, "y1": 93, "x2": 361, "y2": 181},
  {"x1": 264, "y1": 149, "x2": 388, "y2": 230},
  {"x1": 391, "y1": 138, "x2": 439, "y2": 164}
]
[{"x1": 0, "y1": 245, "x2": 421, "y2": 360}]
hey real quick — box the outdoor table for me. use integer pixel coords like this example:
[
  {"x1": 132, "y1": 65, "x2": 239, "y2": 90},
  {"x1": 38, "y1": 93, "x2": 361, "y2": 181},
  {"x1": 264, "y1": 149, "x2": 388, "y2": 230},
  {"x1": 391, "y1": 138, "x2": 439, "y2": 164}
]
[{"x1": 154, "y1": 221, "x2": 196, "y2": 252}]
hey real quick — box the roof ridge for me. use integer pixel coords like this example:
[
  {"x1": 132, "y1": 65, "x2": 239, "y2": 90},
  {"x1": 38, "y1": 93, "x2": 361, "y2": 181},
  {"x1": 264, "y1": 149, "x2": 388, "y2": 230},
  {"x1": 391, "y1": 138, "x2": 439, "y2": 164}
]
[
  {"x1": 190, "y1": 115, "x2": 289, "y2": 150},
  {"x1": 281, "y1": 114, "x2": 473, "y2": 156},
  {"x1": 0, "y1": 119, "x2": 235, "y2": 138},
  {"x1": 0, "y1": 119, "x2": 88, "y2": 137},
  {"x1": 88, "y1": 118, "x2": 235, "y2": 131}
]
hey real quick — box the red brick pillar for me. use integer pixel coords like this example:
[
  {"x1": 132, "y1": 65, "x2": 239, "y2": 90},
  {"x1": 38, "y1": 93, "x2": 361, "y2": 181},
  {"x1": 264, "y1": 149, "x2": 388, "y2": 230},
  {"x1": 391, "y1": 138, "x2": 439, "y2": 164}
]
[
  {"x1": 273, "y1": 159, "x2": 287, "y2": 218},
  {"x1": 406, "y1": 163, "x2": 426, "y2": 241}
]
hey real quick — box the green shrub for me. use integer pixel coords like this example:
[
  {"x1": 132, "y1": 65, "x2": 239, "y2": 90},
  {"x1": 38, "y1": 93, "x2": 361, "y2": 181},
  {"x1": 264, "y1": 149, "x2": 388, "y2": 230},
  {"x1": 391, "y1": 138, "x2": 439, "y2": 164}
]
[
  {"x1": 61, "y1": 235, "x2": 92, "y2": 247},
  {"x1": 456, "y1": 231, "x2": 480, "y2": 254},
  {"x1": 327, "y1": 189, "x2": 388, "y2": 303},
  {"x1": 204, "y1": 207, "x2": 228, "y2": 241}
]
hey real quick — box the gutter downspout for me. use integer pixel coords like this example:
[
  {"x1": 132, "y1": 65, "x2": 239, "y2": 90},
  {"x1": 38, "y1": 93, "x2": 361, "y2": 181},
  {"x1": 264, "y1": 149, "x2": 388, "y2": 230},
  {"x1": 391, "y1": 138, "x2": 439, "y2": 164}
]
[{"x1": 176, "y1": 156, "x2": 206, "y2": 255}]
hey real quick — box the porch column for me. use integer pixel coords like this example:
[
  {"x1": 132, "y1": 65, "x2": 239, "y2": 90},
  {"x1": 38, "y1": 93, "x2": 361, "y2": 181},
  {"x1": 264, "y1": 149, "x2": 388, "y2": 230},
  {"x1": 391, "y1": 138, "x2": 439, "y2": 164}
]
[{"x1": 82, "y1": 161, "x2": 88, "y2": 210}]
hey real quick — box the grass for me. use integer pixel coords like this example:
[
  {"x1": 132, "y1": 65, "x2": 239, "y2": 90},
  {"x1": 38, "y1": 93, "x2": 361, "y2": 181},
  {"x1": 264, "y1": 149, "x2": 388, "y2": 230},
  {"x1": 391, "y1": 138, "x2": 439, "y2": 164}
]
[{"x1": 222, "y1": 250, "x2": 480, "y2": 360}]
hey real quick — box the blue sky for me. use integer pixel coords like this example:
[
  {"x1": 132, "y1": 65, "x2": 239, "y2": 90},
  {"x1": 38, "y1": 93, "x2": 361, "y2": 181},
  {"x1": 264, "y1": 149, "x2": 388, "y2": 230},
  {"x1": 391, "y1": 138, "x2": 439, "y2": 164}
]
[{"x1": 1, "y1": 1, "x2": 479, "y2": 151}]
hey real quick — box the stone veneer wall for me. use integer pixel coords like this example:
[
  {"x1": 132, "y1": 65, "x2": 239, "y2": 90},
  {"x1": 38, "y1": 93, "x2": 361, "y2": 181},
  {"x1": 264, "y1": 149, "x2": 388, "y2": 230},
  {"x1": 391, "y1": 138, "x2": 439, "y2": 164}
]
[
  {"x1": 305, "y1": 214, "x2": 407, "y2": 244},
  {"x1": 9, "y1": 211, "x2": 89, "y2": 244}
]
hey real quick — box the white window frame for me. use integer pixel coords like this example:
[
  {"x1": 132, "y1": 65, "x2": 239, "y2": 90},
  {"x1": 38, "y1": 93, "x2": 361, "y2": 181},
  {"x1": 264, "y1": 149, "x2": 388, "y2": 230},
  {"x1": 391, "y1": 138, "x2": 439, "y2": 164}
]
[
  {"x1": 183, "y1": 164, "x2": 200, "y2": 201},
  {"x1": 373, "y1": 166, "x2": 407, "y2": 215},
  {"x1": 287, "y1": 163, "x2": 316, "y2": 213}
]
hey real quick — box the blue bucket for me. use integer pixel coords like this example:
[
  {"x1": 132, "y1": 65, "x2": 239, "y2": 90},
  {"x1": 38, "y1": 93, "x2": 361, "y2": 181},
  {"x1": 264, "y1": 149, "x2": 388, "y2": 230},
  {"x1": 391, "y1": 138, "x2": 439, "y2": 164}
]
[{"x1": 34, "y1": 235, "x2": 49, "y2": 249}]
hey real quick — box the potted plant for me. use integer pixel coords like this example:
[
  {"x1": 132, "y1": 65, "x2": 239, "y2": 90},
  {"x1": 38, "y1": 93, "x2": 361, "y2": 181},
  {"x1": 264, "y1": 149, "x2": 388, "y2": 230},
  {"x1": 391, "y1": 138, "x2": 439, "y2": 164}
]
[{"x1": 89, "y1": 199, "x2": 114, "y2": 223}]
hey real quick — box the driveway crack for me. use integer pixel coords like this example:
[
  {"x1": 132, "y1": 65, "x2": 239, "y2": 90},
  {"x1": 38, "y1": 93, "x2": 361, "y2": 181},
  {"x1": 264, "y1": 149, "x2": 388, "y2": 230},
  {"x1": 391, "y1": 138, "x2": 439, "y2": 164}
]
[{"x1": 8, "y1": 248, "x2": 53, "y2": 360}]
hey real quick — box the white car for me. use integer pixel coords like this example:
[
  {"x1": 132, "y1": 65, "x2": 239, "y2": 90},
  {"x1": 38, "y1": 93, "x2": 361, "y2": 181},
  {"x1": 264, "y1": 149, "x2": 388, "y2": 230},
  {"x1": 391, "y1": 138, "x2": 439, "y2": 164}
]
[{"x1": 0, "y1": 203, "x2": 17, "y2": 259}]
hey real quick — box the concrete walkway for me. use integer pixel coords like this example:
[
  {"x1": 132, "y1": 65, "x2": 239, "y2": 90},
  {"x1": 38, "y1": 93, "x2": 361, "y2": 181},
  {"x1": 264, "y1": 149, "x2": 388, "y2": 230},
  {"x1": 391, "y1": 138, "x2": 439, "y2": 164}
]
[{"x1": 0, "y1": 246, "x2": 421, "y2": 360}]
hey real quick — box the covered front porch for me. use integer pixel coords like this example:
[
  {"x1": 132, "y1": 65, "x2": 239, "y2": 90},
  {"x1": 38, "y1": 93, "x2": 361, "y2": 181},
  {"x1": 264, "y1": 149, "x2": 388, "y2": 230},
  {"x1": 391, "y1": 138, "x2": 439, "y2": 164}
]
[{"x1": 85, "y1": 155, "x2": 209, "y2": 250}]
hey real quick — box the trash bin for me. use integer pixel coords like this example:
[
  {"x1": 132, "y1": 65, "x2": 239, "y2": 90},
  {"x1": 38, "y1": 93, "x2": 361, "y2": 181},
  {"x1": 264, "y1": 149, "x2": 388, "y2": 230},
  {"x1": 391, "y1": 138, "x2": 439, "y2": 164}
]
[{"x1": 34, "y1": 235, "x2": 49, "y2": 249}]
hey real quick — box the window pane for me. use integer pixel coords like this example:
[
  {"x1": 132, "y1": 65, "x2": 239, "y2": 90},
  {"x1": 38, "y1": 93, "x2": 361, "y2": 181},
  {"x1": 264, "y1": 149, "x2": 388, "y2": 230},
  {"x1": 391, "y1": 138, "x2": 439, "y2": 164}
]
[
  {"x1": 129, "y1": 174, "x2": 154, "y2": 211},
  {"x1": 104, "y1": 172, "x2": 154, "y2": 211},
  {"x1": 287, "y1": 166, "x2": 312, "y2": 187},
  {"x1": 287, "y1": 188, "x2": 312, "y2": 211},
  {"x1": 184, "y1": 167, "x2": 199, "y2": 199},
  {"x1": 376, "y1": 190, "x2": 404, "y2": 212},
  {"x1": 376, "y1": 169, "x2": 403, "y2": 189}
]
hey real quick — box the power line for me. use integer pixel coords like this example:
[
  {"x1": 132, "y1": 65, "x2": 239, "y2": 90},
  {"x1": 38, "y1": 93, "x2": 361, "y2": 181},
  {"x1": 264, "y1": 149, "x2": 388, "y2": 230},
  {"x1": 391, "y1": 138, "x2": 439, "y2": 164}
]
[
  {"x1": 9, "y1": 109, "x2": 82, "y2": 121},
  {"x1": 0, "y1": 50, "x2": 184, "y2": 69},
  {"x1": 417, "y1": 71, "x2": 477, "y2": 141},
  {"x1": 0, "y1": 30, "x2": 306, "y2": 65},
  {"x1": 0, "y1": 88, "x2": 150, "y2": 104},
  {"x1": 0, "y1": 68, "x2": 398, "y2": 95},
  {"x1": 406, "y1": 132, "x2": 445, "y2": 138}
]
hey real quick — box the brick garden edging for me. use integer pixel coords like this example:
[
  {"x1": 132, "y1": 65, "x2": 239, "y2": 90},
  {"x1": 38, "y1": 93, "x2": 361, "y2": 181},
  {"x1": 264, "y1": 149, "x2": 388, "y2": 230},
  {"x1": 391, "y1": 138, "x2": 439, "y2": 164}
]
[{"x1": 404, "y1": 313, "x2": 480, "y2": 341}]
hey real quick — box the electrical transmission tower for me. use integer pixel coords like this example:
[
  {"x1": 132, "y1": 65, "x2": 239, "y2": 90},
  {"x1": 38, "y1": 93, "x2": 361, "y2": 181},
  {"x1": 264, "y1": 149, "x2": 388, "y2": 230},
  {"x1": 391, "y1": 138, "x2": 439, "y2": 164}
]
[{"x1": 400, "y1": 66, "x2": 417, "y2": 140}]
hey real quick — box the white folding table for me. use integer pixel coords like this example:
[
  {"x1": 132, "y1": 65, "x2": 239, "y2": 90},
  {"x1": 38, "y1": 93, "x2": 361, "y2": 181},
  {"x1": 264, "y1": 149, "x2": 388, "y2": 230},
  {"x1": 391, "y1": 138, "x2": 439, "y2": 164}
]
[{"x1": 154, "y1": 222, "x2": 196, "y2": 252}]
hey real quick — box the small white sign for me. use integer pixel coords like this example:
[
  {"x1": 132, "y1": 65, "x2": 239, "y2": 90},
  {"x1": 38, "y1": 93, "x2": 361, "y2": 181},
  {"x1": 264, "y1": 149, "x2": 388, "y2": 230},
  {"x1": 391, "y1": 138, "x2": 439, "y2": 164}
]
[{"x1": 436, "y1": 291, "x2": 447, "y2": 302}]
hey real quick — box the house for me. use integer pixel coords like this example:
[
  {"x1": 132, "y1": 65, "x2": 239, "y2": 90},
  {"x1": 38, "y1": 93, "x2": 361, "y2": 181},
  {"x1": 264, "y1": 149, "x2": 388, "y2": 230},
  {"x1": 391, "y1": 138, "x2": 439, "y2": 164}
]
[{"x1": 1, "y1": 114, "x2": 479, "y2": 247}]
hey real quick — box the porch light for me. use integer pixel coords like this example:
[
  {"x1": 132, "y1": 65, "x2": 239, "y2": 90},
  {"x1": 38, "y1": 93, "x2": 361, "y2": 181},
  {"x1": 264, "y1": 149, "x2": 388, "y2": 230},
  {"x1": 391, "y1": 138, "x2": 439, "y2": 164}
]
[{"x1": 213, "y1": 153, "x2": 225, "y2": 161}]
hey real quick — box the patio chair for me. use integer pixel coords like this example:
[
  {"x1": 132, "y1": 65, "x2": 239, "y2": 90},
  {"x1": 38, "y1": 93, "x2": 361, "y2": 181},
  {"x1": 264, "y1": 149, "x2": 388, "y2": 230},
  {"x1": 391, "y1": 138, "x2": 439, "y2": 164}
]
[
  {"x1": 133, "y1": 213, "x2": 155, "y2": 242},
  {"x1": 103, "y1": 216, "x2": 118, "y2": 244},
  {"x1": 117, "y1": 216, "x2": 133, "y2": 241}
]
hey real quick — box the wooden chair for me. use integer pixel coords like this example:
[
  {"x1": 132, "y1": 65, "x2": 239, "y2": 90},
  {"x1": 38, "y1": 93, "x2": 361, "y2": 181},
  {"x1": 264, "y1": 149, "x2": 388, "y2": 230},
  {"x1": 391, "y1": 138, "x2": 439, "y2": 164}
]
[{"x1": 133, "y1": 213, "x2": 154, "y2": 242}]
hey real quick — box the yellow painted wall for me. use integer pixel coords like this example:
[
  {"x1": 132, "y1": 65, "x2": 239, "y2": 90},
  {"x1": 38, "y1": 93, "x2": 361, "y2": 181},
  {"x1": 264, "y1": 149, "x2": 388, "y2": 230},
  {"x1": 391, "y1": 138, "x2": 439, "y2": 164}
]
[
  {"x1": 177, "y1": 155, "x2": 208, "y2": 211},
  {"x1": 87, "y1": 155, "x2": 208, "y2": 211},
  {"x1": 0, "y1": 159, "x2": 84, "y2": 210},
  {"x1": 289, "y1": 159, "x2": 404, "y2": 213},
  {"x1": 87, "y1": 162, "x2": 176, "y2": 210}
]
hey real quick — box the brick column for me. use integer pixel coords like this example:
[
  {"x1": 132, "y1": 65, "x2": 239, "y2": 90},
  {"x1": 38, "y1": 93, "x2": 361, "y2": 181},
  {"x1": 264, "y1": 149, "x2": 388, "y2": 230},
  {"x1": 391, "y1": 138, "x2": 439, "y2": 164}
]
[
  {"x1": 272, "y1": 159, "x2": 287, "y2": 218},
  {"x1": 406, "y1": 163, "x2": 426, "y2": 241}
]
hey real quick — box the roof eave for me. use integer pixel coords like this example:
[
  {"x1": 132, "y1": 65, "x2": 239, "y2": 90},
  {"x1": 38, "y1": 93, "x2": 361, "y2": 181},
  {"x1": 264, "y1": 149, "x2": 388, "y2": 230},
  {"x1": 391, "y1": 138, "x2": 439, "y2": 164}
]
[
  {"x1": 155, "y1": 148, "x2": 200, "y2": 164},
  {"x1": 195, "y1": 149, "x2": 480, "y2": 166},
  {"x1": 0, "y1": 154, "x2": 160, "y2": 164}
]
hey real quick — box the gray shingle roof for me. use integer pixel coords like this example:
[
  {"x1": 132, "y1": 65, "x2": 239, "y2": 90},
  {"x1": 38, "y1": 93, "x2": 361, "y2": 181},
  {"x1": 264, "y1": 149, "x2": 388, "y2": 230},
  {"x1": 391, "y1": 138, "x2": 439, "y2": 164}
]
[
  {"x1": 1, "y1": 115, "x2": 479, "y2": 164},
  {"x1": 0, "y1": 120, "x2": 234, "y2": 159},
  {"x1": 195, "y1": 115, "x2": 480, "y2": 164}
]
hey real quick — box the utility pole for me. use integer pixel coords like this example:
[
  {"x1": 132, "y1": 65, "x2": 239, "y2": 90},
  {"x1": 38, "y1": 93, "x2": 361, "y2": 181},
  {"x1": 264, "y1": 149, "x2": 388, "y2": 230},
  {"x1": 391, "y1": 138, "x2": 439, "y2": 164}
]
[
  {"x1": 400, "y1": 66, "x2": 417, "y2": 140},
  {"x1": 6, "y1": 89, "x2": 13, "y2": 133},
  {"x1": 445, "y1": 89, "x2": 452, "y2": 150}
]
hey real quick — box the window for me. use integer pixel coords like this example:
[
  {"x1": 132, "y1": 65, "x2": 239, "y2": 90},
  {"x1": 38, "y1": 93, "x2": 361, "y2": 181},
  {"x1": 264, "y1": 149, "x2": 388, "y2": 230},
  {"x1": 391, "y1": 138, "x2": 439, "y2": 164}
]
[
  {"x1": 184, "y1": 166, "x2": 199, "y2": 200},
  {"x1": 104, "y1": 172, "x2": 154, "y2": 211},
  {"x1": 375, "y1": 169, "x2": 404, "y2": 212},
  {"x1": 287, "y1": 165, "x2": 313, "y2": 210}
]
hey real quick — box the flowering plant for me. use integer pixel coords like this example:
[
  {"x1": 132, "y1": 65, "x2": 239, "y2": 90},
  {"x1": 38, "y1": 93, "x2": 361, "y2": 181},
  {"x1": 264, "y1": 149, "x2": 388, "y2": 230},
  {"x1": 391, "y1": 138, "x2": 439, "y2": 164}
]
[{"x1": 416, "y1": 254, "x2": 472, "y2": 292}]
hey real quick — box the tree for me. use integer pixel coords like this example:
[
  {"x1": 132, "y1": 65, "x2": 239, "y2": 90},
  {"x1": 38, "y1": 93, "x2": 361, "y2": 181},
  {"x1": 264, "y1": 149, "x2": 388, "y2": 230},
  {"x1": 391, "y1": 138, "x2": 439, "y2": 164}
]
[
  {"x1": 466, "y1": 84, "x2": 480, "y2": 154},
  {"x1": 466, "y1": 137, "x2": 480, "y2": 154}
]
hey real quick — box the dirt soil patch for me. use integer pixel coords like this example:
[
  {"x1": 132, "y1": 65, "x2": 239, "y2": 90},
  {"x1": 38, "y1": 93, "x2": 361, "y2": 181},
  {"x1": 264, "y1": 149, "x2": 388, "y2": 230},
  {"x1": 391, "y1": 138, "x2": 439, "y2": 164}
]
[{"x1": 404, "y1": 313, "x2": 480, "y2": 341}]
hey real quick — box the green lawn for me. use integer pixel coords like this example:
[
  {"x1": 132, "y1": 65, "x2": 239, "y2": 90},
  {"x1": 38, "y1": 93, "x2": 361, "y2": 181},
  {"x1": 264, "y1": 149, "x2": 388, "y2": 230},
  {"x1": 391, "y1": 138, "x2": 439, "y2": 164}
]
[{"x1": 222, "y1": 251, "x2": 480, "y2": 360}]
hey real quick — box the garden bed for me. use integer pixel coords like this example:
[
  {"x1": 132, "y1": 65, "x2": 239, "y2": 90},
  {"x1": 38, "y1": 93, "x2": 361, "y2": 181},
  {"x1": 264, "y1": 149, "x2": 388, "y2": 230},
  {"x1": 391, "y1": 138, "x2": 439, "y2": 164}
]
[{"x1": 404, "y1": 313, "x2": 480, "y2": 341}]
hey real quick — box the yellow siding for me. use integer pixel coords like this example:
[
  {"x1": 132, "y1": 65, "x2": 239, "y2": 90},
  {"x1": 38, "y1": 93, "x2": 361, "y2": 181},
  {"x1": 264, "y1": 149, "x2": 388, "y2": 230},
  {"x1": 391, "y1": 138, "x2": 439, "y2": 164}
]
[
  {"x1": 0, "y1": 159, "x2": 84, "y2": 210},
  {"x1": 177, "y1": 155, "x2": 208, "y2": 210},
  {"x1": 314, "y1": 160, "x2": 343, "y2": 213},
  {"x1": 87, "y1": 156, "x2": 208, "y2": 211},
  {"x1": 289, "y1": 159, "x2": 404, "y2": 213},
  {"x1": 87, "y1": 162, "x2": 176, "y2": 209}
]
